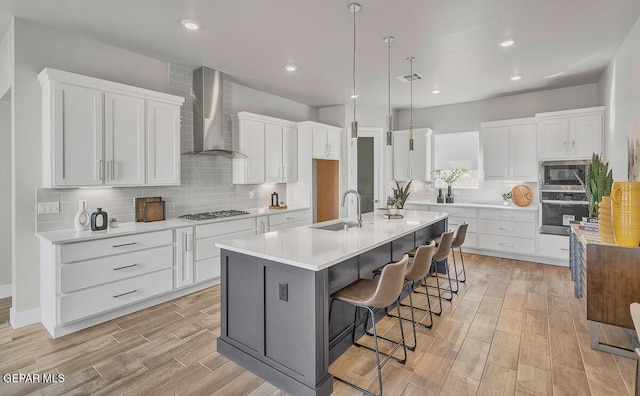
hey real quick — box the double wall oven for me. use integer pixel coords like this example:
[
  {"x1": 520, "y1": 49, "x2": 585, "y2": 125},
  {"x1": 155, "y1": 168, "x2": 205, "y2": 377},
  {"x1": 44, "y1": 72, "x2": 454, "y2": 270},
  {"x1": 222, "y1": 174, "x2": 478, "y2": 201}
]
[{"x1": 539, "y1": 160, "x2": 590, "y2": 235}]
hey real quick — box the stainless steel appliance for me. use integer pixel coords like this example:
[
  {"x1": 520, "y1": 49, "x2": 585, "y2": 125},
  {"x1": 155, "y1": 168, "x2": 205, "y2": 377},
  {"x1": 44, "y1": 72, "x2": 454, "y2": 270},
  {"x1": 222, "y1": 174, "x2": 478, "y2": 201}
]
[
  {"x1": 539, "y1": 191, "x2": 589, "y2": 235},
  {"x1": 539, "y1": 160, "x2": 589, "y2": 191},
  {"x1": 178, "y1": 210, "x2": 250, "y2": 222}
]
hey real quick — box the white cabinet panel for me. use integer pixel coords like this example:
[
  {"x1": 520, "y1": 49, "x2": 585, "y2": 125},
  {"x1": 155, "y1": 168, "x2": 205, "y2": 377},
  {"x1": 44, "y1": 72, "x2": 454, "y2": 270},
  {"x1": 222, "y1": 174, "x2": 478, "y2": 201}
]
[
  {"x1": 175, "y1": 227, "x2": 195, "y2": 288},
  {"x1": 393, "y1": 128, "x2": 431, "y2": 181},
  {"x1": 538, "y1": 233, "x2": 570, "y2": 261},
  {"x1": 282, "y1": 126, "x2": 298, "y2": 181},
  {"x1": 481, "y1": 119, "x2": 537, "y2": 181},
  {"x1": 147, "y1": 100, "x2": 181, "y2": 185},
  {"x1": 265, "y1": 123, "x2": 298, "y2": 183},
  {"x1": 477, "y1": 234, "x2": 536, "y2": 255},
  {"x1": 60, "y1": 230, "x2": 173, "y2": 263},
  {"x1": 104, "y1": 93, "x2": 145, "y2": 185},
  {"x1": 233, "y1": 117, "x2": 265, "y2": 184},
  {"x1": 312, "y1": 128, "x2": 341, "y2": 160},
  {"x1": 47, "y1": 83, "x2": 104, "y2": 187},
  {"x1": 536, "y1": 107, "x2": 603, "y2": 160}
]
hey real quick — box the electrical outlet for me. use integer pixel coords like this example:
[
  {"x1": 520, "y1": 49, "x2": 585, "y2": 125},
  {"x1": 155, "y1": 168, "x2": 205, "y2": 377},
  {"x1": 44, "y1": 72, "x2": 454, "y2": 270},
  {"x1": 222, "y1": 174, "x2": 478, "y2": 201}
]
[
  {"x1": 37, "y1": 202, "x2": 60, "y2": 214},
  {"x1": 278, "y1": 282, "x2": 288, "y2": 301},
  {"x1": 249, "y1": 191, "x2": 256, "y2": 198}
]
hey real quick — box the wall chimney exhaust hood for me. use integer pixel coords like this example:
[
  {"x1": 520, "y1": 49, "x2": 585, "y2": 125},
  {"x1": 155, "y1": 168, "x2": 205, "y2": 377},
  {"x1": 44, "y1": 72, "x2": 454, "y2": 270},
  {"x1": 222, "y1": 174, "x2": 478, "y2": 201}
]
[{"x1": 188, "y1": 66, "x2": 245, "y2": 158}]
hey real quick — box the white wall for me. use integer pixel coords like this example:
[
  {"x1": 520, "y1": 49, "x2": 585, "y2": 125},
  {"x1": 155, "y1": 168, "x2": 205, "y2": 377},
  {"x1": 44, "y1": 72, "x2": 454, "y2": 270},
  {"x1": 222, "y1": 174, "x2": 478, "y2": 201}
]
[
  {"x1": 599, "y1": 16, "x2": 640, "y2": 181},
  {"x1": 396, "y1": 83, "x2": 600, "y2": 132},
  {"x1": 0, "y1": 96, "x2": 10, "y2": 294}
]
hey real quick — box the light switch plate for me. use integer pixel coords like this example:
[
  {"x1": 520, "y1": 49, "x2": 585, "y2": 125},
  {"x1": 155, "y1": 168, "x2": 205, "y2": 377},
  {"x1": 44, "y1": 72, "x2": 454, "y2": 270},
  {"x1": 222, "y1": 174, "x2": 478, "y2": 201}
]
[
  {"x1": 38, "y1": 201, "x2": 60, "y2": 214},
  {"x1": 278, "y1": 282, "x2": 288, "y2": 301}
]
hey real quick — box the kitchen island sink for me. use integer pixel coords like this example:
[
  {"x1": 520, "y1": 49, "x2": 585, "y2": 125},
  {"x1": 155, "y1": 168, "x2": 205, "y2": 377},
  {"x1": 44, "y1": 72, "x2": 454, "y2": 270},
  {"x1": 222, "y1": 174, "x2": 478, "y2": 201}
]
[
  {"x1": 312, "y1": 221, "x2": 359, "y2": 231},
  {"x1": 215, "y1": 210, "x2": 448, "y2": 395}
]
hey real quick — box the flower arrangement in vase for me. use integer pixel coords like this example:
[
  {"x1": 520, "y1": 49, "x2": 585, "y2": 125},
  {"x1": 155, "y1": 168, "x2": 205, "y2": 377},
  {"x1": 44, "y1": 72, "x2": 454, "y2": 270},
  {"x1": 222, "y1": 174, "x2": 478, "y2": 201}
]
[
  {"x1": 502, "y1": 192, "x2": 512, "y2": 205},
  {"x1": 433, "y1": 168, "x2": 469, "y2": 203}
]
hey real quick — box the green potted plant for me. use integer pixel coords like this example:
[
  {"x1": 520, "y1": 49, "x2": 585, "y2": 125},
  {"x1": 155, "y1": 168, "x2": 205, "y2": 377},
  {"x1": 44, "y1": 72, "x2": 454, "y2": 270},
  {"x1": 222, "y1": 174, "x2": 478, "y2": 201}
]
[
  {"x1": 502, "y1": 191, "x2": 512, "y2": 205},
  {"x1": 391, "y1": 179, "x2": 413, "y2": 212},
  {"x1": 585, "y1": 153, "x2": 613, "y2": 218},
  {"x1": 433, "y1": 168, "x2": 469, "y2": 203}
]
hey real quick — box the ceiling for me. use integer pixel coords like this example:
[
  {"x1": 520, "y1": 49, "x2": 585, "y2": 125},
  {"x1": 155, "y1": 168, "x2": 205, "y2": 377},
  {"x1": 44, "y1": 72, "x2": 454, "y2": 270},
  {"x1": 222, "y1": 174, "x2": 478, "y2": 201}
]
[{"x1": 1, "y1": 0, "x2": 639, "y2": 110}]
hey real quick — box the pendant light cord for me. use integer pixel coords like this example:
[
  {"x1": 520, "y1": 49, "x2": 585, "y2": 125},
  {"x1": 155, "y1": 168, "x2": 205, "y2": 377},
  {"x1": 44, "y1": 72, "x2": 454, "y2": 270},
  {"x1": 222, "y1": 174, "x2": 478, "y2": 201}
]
[
  {"x1": 352, "y1": 5, "x2": 357, "y2": 122},
  {"x1": 387, "y1": 39, "x2": 391, "y2": 121},
  {"x1": 410, "y1": 58, "x2": 413, "y2": 128}
]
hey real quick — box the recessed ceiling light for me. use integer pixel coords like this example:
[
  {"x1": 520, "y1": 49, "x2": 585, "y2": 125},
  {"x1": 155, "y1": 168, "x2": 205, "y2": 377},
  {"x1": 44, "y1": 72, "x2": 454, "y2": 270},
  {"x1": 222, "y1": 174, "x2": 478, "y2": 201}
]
[
  {"x1": 545, "y1": 72, "x2": 565, "y2": 79},
  {"x1": 510, "y1": 74, "x2": 522, "y2": 81},
  {"x1": 431, "y1": 89, "x2": 440, "y2": 94},
  {"x1": 181, "y1": 19, "x2": 201, "y2": 30},
  {"x1": 500, "y1": 39, "x2": 515, "y2": 47},
  {"x1": 284, "y1": 65, "x2": 298, "y2": 72}
]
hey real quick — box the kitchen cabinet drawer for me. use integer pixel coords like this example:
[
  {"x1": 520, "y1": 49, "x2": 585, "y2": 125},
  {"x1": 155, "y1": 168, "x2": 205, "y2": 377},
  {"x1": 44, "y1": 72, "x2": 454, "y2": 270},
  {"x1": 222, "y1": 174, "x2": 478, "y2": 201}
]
[
  {"x1": 430, "y1": 206, "x2": 477, "y2": 219},
  {"x1": 447, "y1": 216, "x2": 477, "y2": 233},
  {"x1": 60, "y1": 245, "x2": 173, "y2": 293},
  {"x1": 195, "y1": 257, "x2": 220, "y2": 283},
  {"x1": 60, "y1": 230, "x2": 173, "y2": 263},
  {"x1": 269, "y1": 220, "x2": 310, "y2": 231},
  {"x1": 477, "y1": 234, "x2": 535, "y2": 255},
  {"x1": 196, "y1": 229, "x2": 257, "y2": 261},
  {"x1": 269, "y1": 210, "x2": 311, "y2": 227},
  {"x1": 477, "y1": 219, "x2": 536, "y2": 239},
  {"x1": 538, "y1": 233, "x2": 570, "y2": 260},
  {"x1": 58, "y1": 268, "x2": 173, "y2": 324},
  {"x1": 477, "y1": 209, "x2": 535, "y2": 223},
  {"x1": 196, "y1": 218, "x2": 255, "y2": 239}
]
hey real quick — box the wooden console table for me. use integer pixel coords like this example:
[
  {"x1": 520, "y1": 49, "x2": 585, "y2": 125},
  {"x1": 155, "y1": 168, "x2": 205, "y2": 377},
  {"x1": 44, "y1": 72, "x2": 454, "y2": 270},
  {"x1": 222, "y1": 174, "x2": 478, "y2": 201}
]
[{"x1": 570, "y1": 224, "x2": 640, "y2": 358}]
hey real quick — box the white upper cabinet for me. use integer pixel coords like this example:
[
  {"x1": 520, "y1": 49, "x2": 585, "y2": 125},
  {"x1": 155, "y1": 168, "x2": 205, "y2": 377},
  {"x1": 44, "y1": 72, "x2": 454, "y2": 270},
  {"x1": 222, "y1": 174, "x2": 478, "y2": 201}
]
[
  {"x1": 536, "y1": 107, "x2": 604, "y2": 160},
  {"x1": 147, "y1": 100, "x2": 181, "y2": 185},
  {"x1": 393, "y1": 128, "x2": 431, "y2": 181},
  {"x1": 233, "y1": 112, "x2": 298, "y2": 184},
  {"x1": 481, "y1": 118, "x2": 537, "y2": 181},
  {"x1": 39, "y1": 68, "x2": 184, "y2": 188},
  {"x1": 310, "y1": 124, "x2": 341, "y2": 160},
  {"x1": 104, "y1": 93, "x2": 145, "y2": 186},
  {"x1": 265, "y1": 122, "x2": 298, "y2": 183}
]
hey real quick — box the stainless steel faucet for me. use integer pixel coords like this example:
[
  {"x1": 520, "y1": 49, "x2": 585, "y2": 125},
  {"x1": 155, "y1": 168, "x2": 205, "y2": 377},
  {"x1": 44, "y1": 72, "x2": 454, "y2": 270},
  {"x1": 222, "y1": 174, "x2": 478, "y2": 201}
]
[{"x1": 341, "y1": 190, "x2": 363, "y2": 228}]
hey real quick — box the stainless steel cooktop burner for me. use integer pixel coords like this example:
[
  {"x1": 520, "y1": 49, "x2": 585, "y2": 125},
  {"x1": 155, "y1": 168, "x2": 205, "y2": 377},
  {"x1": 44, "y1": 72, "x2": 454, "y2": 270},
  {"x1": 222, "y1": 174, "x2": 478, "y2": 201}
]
[{"x1": 178, "y1": 210, "x2": 250, "y2": 221}]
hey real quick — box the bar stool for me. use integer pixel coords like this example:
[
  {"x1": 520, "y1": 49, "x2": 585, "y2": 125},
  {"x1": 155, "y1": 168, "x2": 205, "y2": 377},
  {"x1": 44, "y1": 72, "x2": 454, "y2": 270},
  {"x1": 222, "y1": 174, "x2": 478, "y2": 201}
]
[
  {"x1": 451, "y1": 222, "x2": 469, "y2": 285},
  {"x1": 330, "y1": 256, "x2": 409, "y2": 396},
  {"x1": 425, "y1": 230, "x2": 456, "y2": 305}
]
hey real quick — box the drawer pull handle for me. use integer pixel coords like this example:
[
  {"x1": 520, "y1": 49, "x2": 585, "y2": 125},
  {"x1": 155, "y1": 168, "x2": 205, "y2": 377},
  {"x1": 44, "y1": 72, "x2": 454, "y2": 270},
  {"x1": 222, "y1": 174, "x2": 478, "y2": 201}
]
[
  {"x1": 112, "y1": 242, "x2": 137, "y2": 248},
  {"x1": 286, "y1": 216, "x2": 297, "y2": 220},
  {"x1": 499, "y1": 243, "x2": 514, "y2": 247},
  {"x1": 113, "y1": 290, "x2": 137, "y2": 298},
  {"x1": 113, "y1": 264, "x2": 138, "y2": 271},
  {"x1": 498, "y1": 227, "x2": 514, "y2": 231},
  {"x1": 560, "y1": 248, "x2": 570, "y2": 251},
  {"x1": 500, "y1": 215, "x2": 514, "y2": 218}
]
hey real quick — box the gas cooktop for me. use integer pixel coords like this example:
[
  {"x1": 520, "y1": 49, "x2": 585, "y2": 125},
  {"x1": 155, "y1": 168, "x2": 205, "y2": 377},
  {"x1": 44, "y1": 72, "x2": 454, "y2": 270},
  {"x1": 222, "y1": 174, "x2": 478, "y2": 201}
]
[{"x1": 178, "y1": 210, "x2": 250, "y2": 222}]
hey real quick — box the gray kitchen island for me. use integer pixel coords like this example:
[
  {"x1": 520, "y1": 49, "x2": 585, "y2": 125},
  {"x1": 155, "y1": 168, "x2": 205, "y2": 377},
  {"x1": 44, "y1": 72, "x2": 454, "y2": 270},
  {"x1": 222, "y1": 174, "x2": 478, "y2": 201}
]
[{"x1": 215, "y1": 210, "x2": 448, "y2": 396}]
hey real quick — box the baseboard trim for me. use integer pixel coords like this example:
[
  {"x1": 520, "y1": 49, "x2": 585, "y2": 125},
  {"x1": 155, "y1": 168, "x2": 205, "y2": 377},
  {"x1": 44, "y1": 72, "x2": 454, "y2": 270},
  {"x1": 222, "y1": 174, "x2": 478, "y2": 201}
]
[
  {"x1": 10, "y1": 306, "x2": 41, "y2": 329},
  {"x1": 0, "y1": 284, "x2": 11, "y2": 298}
]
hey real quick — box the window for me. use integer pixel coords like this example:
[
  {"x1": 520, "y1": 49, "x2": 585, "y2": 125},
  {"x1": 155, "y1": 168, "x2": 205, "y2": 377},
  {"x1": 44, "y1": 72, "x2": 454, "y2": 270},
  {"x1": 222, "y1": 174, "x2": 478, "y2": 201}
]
[{"x1": 432, "y1": 131, "x2": 479, "y2": 188}]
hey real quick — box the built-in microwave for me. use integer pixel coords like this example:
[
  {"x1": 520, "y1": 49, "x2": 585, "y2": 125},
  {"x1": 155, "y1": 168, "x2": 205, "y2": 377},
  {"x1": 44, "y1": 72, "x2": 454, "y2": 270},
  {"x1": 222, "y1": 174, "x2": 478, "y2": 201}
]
[{"x1": 539, "y1": 160, "x2": 590, "y2": 191}]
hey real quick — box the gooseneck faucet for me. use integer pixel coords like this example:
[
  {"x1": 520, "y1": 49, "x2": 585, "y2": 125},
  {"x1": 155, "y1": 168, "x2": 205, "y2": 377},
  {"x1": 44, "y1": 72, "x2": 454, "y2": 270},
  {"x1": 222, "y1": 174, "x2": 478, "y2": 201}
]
[{"x1": 341, "y1": 190, "x2": 363, "y2": 228}]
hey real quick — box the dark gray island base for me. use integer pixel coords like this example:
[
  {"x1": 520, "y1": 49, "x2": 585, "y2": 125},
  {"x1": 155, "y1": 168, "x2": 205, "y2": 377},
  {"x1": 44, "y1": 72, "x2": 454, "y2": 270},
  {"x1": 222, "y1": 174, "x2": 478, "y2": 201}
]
[{"x1": 217, "y1": 214, "x2": 447, "y2": 396}]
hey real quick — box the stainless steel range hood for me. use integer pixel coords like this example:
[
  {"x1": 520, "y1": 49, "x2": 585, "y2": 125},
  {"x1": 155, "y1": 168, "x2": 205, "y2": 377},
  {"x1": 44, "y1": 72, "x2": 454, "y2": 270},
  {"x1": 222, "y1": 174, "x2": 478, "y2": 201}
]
[{"x1": 188, "y1": 66, "x2": 245, "y2": 158}]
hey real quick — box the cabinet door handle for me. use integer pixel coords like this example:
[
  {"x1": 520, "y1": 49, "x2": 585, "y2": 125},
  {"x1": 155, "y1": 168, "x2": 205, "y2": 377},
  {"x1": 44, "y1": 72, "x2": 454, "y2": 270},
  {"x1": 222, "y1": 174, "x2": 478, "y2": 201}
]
[
  {"x1": 327, "y1": 144, "x2": 331, "y2": 158},
  {"x1": 499, "y1": 242, "x2": 514, "y2": 247},
  {"x1": 97, "y1": 160, "x2": 103, "y2": 180},
  {"x1": 112, "y1": 242, "x2": 137, "y2": 248},
  {"x1": 563, "y1": 141, "x2": 567, "y2": 154},
  {"x1": 113, "y1": 264, "x2": 138, "y2": 271},
  {"x1": 113, "y1": 290, "x2": 137, "y2": 298},
  {"x1": 572, "y1": 140, "x2": 575, "y2": 154},
  {"x1": 499, "y1": 227, "x2": 514, "y2": 231},
  {"x1": 109, "y1": 160, "x2": 115, "y2": 180}
]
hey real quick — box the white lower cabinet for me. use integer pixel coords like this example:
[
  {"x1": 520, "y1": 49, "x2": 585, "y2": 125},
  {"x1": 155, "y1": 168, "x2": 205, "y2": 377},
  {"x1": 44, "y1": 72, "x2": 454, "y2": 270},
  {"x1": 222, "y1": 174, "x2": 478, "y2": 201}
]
[
  {"x1": 195, "y1": 218, "x2": 256, "y2": 283},
  {"x1": 175, "y1": 227, "x2": 195, "y2": 288},
  {"x1": 476, "y1": 209, "x2": 536, "y2": 255},
  {"x1": 269, "y1": 209, "x2": 312, "y2": 231},
  {"x1": 537, "y1": 233, "x2": 570, "y2": 261},
  {"x1": 428, "y1": 205, "x2": 477, "y2": 248}
]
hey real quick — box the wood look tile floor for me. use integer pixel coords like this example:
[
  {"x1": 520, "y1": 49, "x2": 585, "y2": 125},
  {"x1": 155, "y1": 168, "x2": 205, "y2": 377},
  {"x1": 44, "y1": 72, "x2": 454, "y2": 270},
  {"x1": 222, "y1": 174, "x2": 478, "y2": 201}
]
[{"x1": 0, "y1": 253, "x2": 638, "y2": 395}]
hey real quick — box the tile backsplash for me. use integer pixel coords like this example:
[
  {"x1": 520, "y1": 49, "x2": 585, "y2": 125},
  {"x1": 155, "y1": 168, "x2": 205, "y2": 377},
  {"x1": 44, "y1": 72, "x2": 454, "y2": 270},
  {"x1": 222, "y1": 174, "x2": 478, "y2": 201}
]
[{"x1": 36, "y1": 64, "x2": 286, "y2": 232}]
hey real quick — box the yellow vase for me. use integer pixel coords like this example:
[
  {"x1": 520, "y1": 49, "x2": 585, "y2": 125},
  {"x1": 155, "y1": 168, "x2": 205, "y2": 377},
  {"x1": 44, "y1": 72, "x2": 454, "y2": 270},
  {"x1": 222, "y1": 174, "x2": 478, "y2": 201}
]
[
  {"x1": 610, "y1": 182, "x2": 640, "y2": 248},
  {"x1": 598, "y1": 196, "x2": 615, "y2": 244}
]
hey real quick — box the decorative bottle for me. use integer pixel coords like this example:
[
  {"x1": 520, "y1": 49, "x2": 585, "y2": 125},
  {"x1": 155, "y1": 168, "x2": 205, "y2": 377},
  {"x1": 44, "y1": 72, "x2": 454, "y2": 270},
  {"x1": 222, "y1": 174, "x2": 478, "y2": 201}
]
[
  {"x1": 436, "y1": 189, "x2": 444, "y2": 203},
  {"x1": 90, "y1": 208, "x2": 108, "y2": 231},
  {"x1": 73, "y1": 200, "x2": 90, "y2": 231},
  {"x1": 446, "y1": 185, "x2": 454, "y2": 203}
]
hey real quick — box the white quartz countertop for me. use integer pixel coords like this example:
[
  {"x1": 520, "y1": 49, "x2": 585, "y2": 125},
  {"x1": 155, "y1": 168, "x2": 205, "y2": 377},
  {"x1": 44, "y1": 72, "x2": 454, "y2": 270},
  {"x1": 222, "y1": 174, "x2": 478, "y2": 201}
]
[
  {"x1": 215, "y1": 209, "x2": 448, "y2": 272},
  {"x1": 405, "y1": 201, "x2": 538, "y2": 211},
  {"x1": 37, "y1": 206, "x2": 310, "y2": 244}
]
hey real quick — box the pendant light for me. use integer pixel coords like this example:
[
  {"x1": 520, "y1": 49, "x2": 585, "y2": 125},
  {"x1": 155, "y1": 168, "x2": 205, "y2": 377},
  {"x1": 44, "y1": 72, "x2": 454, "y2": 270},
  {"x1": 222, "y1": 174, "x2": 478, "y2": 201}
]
[
  {"x1": 407, "y1": 56, "x2": 416, "y2": 151},
  {"x1": 384, "y1": 36, "x2": 395, "y2": 146},
  {"x1": 348, "y1": 3, "x2": 361, "y2": 139}
]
